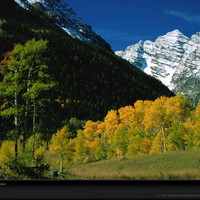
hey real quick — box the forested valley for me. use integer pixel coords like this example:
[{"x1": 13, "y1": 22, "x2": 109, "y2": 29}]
[{"x1": 1, "y1": 0, "x2": 197, "y2": 179}]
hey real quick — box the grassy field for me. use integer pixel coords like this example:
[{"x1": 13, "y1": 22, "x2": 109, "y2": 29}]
[
  {"x1": 66, "y1": 150, "x2": 200, "y2": 180},
  {"x1": 2, "y1": 150, "x2": 200, "y2": 180}
]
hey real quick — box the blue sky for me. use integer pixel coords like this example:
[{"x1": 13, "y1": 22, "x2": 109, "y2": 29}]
[{"x1": 64, "y1": 0, "x2": 200, "y2": 51}]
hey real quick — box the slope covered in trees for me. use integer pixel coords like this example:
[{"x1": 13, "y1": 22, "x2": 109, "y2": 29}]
[{"x1": 0, "y1": 0, "x2": 174, "y2": 147}]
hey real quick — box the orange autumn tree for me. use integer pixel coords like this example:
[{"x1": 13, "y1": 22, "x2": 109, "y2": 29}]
[{"x1": 0, "y1": 50, "x2": 14, "y2": 75}]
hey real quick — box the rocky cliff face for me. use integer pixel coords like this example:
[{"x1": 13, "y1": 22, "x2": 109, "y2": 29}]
[
  {"x1": 171, "y1": 32, "x2": 200, "y2": 107},
  {"x1": 116, "y1": 30, "x2": 200, "y2": 107},
  {"x1": 14, "y1": 0, "x2": 112, "y2": 51}
]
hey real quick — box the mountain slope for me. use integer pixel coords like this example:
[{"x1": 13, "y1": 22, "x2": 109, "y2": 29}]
[
  {"x1": 171, "y1": 32, "x2": 200, "y2": 106},
  {"x1": 14, "y1": 0, "x2": 112, "y2": 51},
  {"x1": 116, "y1": 30, "x2": 200, "y2": 107},
  {"x1": 0, "y1": 0, "x2": 174, "y2": 132}
]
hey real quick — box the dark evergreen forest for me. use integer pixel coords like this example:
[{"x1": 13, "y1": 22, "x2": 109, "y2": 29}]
[{"x1": 0, "y1": 0, "x2": 174, "y2": 143}]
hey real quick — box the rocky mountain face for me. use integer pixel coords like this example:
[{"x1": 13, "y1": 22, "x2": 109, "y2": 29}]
[
  {"x1": 116, "y1": 30, "x2": 200, "y2": 107},
  {"x1": 14, "y1": 0, "x2": 112, "y2": 51}
]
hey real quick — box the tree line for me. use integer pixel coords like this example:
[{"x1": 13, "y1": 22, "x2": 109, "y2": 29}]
[
  {"x1": 73, "y1": 94, "x2": 198, "y2": 164},
  {"x1": 1, "y1": 92, "x2": 198, "y2": 172}
]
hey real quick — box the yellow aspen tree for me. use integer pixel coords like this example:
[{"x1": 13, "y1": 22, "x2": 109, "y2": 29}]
[
  {"x1": 0, "y1": 136, "x2": 30, "y2": 169},
  {"x1": 165, "y1": 94, "x2": 191, "y2": 122},
  {"x1": 104, "y1": 110, "x2": 119, "y2": 158},
  {"x1": 49, "y1": 125, "x2": 73, "y2": 172},
  {"x1": 114, "y1": 124, "x2": 129, "y2": 157},
  {"x1": 150, "y1": 132, "x2": 163, "y2": 154},
  {"x1": 104, "y1": 110, "x2": 119, "y2": 126},
  {"x1": 140, "y1": 138, "x2": 152, "y2": 154},
  {"x1": 126, "y1": 128, "x2": 143, "y2": 156},
  {"x1": 143, "y1": 96, "x2": 168, "y2": 152},
  {"x1": 116, "y1": 148, "x2": 123, "y2": 158},
  {"x1": 167, "y1": 120, "x2": 187, "y2": 151},
  {"x1": 34, "y1": 145, "x2": 46, "y2": 166},
  {"x1": 133, "y1": 100, "x2": 152, "y2": 131},
  {"x1": 20, "y1": 135, "x2": 46, "y2": 166},
  {"x1": 165, "y1": 95, "x2": 182, "y2": 121},
  {"x1": 74, "y1": 129, "x2": 86, "y2": 164},
  {"x1": 83, "y1": 120, "x2": 99, "y2": 140},
  {"x1": 82, "y1": 120, "x2": 99, "y2": 162},
  {"x1": 0, "y1": 140, "x2": 15, "y2": 169},
  {"x1": 183, "y1": 116, "x2": 194, "y2": 149},
  {"x1": 124, "y1": 101, "x2": 153, "y2": 157},
  {"x1": 193, "y1": 100, "x2": 200, "y2": 149},
  {"x1": 95, "y1": 137, "x2": 107, "y2": 161},
  {"x1": 126, "y1": 134, "x2": 142, "y2": 156},
  {"x1": 118, "y1": 105, "x2": 134, "y2": 128},
  {"x1": 95, "y1": 122, "x2": 108, "y2": 160},
  {"x1": 96, "y1": 122, "x2": 107, "y2": 147}
]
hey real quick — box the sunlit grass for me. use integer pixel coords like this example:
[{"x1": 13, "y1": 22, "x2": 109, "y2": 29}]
[{"x1": 68, "y1": 150, "x2": 200, "y2": 180}]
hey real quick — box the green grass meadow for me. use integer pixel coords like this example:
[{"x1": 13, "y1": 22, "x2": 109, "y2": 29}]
[{"x1": 44, "y1": 149, "x2": 200, "y2": 180}]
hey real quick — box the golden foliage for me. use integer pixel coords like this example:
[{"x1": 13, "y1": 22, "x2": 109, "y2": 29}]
[
  {"x1": 140, "y1": 138, "x2": 152, "y2": 154},
  {"x1": 49, "y1": 125, "x2": 71, "y2": 155},
  {"x1": 150, "y1": 132, "x2": 162, "y2": 154},
  {"x1": 72, "y1": 95, "x2": 199, "y2": 163},
  {"x1": 0, "y1": 140, "x2": 15, "y2": 168}
]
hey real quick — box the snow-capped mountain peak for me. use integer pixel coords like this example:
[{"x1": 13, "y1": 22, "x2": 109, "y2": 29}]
[
  {"x1": 115, "y1": 30, "x2": 200, "y2": 107},
  {"x1": 14, "y1": 0, "x2": 112, "y2": 51}
]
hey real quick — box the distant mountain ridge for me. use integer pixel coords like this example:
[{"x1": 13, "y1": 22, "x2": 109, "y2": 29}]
[
  {"x1": 115, "y1": 30, "x2": 200, "y2": 107},
  {"x1": 14, "y1": 0, "x2": 112, "y2": 51}
]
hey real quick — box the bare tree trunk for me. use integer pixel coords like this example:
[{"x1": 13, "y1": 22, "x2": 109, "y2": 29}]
[
  {"x1": 161, "y1": 125, "x2": 166, "y2": 152},
  {"x1": 14, "y1": 68, "x2": 18, "y2": 158},
  {"x1": 60, "y1": 154, "x2": 63, "y2": 172},
  {"x1": 14, "y1": 108, "x2": 18, "y2": 158},
  {"x1": 23, "y1": 98, "x2": 29, "y2": 150},
  {"x1": 23, "y1": 108, "x2": 28, "y2": 150},
  {"x1": 24, "y1": 66, "x2": 32, "y2": 150}
]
